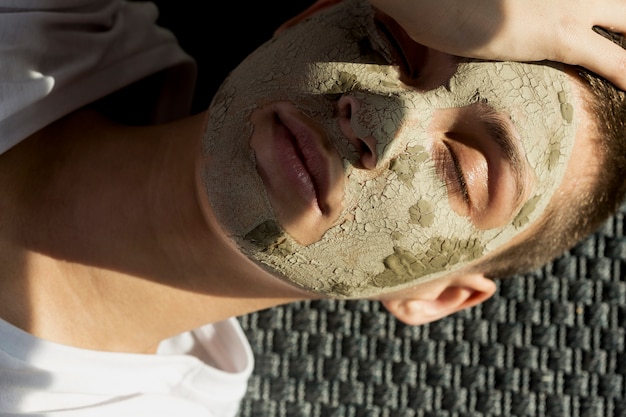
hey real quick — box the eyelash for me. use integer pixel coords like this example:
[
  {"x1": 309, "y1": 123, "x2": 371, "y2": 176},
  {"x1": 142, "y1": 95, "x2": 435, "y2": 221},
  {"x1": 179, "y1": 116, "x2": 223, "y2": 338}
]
[{"x1": 443, "y1": 142, "x2": 470, "y2": 205}]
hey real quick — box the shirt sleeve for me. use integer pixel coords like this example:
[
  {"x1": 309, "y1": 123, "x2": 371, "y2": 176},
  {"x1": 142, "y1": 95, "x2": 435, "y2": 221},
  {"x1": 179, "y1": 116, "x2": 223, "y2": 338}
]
[{"x1": 0, "y1": 0, "x2": 196, "y2": 155}]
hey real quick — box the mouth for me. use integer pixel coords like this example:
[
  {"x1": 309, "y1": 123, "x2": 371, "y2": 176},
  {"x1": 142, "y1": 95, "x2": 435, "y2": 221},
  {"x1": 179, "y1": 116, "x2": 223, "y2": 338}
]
[
  {"x1": 373, "y1": 11, "x2": 428, "y2": 81},
  {"x1": 274, "y1": 108, "x2": 335, "y2": 214},
  {"x1": 250, "y1": 101, "x2": 344, "y2": 220},
  {"x1": 249, "y1": 102, "x2": 345, "y2": 245}
]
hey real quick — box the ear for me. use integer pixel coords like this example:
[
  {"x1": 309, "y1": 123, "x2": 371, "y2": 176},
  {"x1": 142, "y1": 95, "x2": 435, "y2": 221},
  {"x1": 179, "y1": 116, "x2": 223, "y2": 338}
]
[
  {"x1": 274, "y1": 0, "x2": 344, "y2": 36},
  {"x1": 381, "y1": 274, "x2": 496, "y2": 326}
]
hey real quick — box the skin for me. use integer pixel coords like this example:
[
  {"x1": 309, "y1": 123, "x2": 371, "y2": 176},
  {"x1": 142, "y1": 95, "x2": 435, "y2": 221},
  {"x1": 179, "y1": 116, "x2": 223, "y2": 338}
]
[
  {"x1": 199, "y1": 0, "x2": 577, "y2": 298},
  {"x1": 284, "y1": 0, "x2": 626, "y2": 91},
  {"x1": 0, "y1": 0, "x2": 598, "y2": 353},
  {"x1": 0, "y1": 110, "x2": 314, "y2": 353}
]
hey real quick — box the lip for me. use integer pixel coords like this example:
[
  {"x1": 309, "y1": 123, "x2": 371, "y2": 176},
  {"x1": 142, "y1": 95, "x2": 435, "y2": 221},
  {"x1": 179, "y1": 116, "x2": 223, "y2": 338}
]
[
  {"x1": 256, "y1": 102, "x2": 341, "y2": 217},
  {"x1": 374, "y1": 11, "x2": 428, "y2": 80},
  {"x1": 278, "y1": 109, "x2": 332, "y2": 212}
]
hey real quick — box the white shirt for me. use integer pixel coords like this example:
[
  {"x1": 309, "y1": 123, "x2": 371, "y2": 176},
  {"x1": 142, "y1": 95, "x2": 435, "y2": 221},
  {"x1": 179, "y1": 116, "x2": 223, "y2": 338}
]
[
  {"x1": 0, "y1": 317, "x2": 254, "y2": 416},
  {"x1": 0, "y1": 0, "x2": 196, "y2": 155}
]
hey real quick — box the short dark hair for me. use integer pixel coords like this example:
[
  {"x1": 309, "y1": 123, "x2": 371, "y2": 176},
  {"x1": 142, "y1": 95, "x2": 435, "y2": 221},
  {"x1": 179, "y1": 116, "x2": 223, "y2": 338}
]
[{"x1": 474, "y1": 66, "x2": 626, "y2": 279}]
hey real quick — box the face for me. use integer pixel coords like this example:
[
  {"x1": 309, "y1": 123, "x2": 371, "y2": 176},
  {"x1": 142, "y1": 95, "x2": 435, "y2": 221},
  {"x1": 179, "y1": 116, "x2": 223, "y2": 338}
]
[{"x1": 198, "y1": 0, "x2": 578, "y2": 298}]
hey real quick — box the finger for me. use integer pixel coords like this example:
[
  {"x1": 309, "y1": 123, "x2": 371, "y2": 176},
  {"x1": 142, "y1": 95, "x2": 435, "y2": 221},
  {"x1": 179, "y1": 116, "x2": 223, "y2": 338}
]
[
  {"x1": 592, "y1": 26, "x2": 626, "y2": 49},
  {"x1": 575, "y1": 31, "x2": 626, "y2": 90},
  {"x1": 593, "y1": 1, "x2": 626, "y2": 33}
]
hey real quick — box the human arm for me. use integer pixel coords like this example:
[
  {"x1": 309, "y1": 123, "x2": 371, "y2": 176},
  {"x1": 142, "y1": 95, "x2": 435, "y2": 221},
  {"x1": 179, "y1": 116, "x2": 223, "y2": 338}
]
[
  {"x1": 368, "y1": 0, "x2": 626, "y2": 90},
  {"x1": 278, "y1": 0, "x2": 626, "y2": 90}
]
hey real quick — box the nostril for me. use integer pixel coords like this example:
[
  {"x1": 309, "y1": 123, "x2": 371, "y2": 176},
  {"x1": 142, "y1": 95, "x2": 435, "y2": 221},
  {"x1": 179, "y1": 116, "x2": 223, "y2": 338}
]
[
  {"x1": 356, "y1": 136, "x2": 378, "y2": 170},
  {"x1": 337, "y1": 95, "x2": 357, "y2": 119},
  {"x1": 337, "y1": 95, "x2": 378, "y2": 170}
]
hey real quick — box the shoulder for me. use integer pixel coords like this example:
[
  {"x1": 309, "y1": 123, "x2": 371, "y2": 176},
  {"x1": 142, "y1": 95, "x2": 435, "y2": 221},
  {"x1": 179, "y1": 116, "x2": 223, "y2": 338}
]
[{"x1": 0, "y1": 0, "x2": 195, "y2": 156}]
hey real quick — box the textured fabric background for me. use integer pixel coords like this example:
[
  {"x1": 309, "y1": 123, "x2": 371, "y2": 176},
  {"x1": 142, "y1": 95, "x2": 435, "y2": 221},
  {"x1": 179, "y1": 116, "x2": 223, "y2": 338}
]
[
  {"x1": 151, "y1": 2, "x2": 626, "y2": 415},
  {"x1": 237, "y1": 203, "x2": 626, "y2": 417}
]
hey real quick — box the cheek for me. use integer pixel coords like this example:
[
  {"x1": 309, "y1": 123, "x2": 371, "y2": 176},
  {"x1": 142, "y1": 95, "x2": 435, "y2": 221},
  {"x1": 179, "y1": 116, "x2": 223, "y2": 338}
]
[
  {"x1": 353, "y1": 198, "x2": 489, "y2": 291},
  {"x1": 340, "y1": 148, "x2": 479, "y2": 247}
]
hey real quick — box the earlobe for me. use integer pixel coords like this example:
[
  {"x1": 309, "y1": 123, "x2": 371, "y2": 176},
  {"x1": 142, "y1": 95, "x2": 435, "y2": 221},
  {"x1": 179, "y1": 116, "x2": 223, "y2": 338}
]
[{"x1": 381, "y1": 274, "x2": 496, "y2": 326}]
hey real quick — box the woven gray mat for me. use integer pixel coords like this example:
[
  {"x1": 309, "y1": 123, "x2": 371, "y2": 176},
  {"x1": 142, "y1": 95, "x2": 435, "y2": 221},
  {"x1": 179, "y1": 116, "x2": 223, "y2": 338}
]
[{"x1": 237, "y1": 203, "x2": 626, "y2": 417}]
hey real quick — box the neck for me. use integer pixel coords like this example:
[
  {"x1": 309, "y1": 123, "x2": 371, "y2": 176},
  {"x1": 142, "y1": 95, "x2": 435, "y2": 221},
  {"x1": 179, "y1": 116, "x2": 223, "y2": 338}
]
[{"x1": 0, "y1": 109, "x2": 311, "y2": 353}]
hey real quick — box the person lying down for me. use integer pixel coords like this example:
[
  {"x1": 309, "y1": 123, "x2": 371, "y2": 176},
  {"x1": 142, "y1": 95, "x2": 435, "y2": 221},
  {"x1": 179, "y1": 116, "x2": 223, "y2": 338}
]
[{"x1": 198, "y1": 0, "x2": 626, "y2": 306}]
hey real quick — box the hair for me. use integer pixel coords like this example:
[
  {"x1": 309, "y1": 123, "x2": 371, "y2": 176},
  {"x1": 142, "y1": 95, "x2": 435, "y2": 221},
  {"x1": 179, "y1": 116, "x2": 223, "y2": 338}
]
[{"x1": 475, "y1": 67, "x2": 626, "y2": 279}]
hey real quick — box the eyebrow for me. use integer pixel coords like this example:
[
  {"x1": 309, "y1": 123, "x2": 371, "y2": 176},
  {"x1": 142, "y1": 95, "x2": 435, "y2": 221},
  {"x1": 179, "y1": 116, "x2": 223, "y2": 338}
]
[{"x1": 479, "y1": 105, "x2": 529, "y2": 212}]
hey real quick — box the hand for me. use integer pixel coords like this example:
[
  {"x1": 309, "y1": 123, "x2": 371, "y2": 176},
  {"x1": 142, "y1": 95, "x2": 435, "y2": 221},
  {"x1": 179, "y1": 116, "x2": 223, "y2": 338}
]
[
  {"x1": 277, "y1": 0, "x2": 626, "y2": 90},
  {"x1": 368, "y1": 0, "x2": 626, "y2": 90}
]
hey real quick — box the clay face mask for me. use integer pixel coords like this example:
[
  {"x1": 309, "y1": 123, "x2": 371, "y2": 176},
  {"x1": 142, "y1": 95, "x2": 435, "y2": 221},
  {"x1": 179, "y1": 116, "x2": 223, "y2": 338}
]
[{"x1": 199, "y1": 0, "x2": 578, "y2": 298}]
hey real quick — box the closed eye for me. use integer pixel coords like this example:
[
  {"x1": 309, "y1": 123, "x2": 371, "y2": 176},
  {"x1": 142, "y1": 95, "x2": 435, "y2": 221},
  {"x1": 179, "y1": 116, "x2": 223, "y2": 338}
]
[
  {"x1": 430, "y1": 103, "x2": 530, "y2": 229},
  {"x1": 433, "y1": 141, "x2": 471, "y2": 216},
  {"x1": 443, "y1": 142, "x2": 470, "y2": 205},
  {"x1": 374, "y1": 11, "x2": 428, "y2": 82}
]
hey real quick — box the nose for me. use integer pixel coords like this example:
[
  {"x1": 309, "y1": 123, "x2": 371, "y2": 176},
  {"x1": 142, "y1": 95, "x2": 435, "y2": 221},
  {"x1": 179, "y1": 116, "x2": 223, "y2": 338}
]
[{"x1": 337, "y1": 95, "x2": 378, "y2": 170}]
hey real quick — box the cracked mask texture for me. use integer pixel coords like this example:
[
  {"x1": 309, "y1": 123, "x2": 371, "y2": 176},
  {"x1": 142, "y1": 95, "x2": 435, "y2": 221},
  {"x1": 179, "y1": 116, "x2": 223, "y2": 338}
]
[{"x1": 199, "y1": 0, "x2": 577, "y2": 298}]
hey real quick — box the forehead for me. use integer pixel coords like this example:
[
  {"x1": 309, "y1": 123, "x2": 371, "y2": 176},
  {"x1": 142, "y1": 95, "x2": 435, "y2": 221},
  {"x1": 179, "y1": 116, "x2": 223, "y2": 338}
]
[{"x1": 270, "y1": 1, "x2": 575, "y2": 131}]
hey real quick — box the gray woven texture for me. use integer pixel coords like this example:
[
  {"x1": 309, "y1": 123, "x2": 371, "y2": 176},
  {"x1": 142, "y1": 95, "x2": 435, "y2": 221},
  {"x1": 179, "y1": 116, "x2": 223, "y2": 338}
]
[{"x1": 237, "y1": 203, "x2": 626, "y2": 417}]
